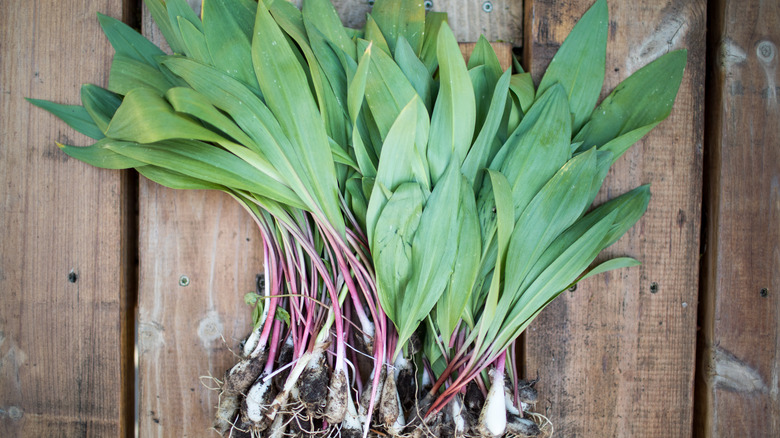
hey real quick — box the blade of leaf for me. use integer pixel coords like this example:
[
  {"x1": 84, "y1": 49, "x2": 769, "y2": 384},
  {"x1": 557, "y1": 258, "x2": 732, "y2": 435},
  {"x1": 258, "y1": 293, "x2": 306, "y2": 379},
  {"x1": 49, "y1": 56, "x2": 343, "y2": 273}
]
[{"x1": 26, "y1": 98, "x2": 104, "y2": 140}]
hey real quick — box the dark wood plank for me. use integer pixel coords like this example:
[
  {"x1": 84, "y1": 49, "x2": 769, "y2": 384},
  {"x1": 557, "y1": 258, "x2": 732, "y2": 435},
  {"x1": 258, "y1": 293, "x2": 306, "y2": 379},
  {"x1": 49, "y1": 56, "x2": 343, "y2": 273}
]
[
  {"x1": 523, "y1": 1, "x2": 706, "y2": 436},
  {"x1": 0, "y1": 0, "x2": 132, "y2": 436},
  {"x1": 696, "y1": 0, "x2": 780, "y2": 436}
]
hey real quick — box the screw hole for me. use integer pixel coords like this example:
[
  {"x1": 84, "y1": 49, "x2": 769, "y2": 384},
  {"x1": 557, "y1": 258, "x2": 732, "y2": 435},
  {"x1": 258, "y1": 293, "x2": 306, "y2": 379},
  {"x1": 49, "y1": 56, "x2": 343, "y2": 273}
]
[
  {"x1": 649, "y1": 282, "x2": 659, "y2": 294},
  {"x1": 424, "y1": 0, "x2": 433, "y2": 11},
  {"x1": 482, "y1": 1, "x2": 493, "y2": 13},
  {"x1": 67, "y1": 271, "x2": 78, "y2": 283},
  {"x1": 760, "y1": 288, "x2": 768, "y2": 298},
  {"x1": 179, "y1": 275, "x2": 190, "y2": 287},
  {"x1": 568, "y1": 284, "x2": 577, "y2": 292}
]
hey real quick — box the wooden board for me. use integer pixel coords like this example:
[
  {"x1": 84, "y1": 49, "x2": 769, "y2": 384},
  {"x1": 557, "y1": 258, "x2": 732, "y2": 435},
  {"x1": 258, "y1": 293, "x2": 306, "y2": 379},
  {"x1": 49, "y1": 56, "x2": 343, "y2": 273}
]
[
  {"x1": 136, "y1": 1, "x2": 262, "y2": 436},
  {"x1": 324, "y1": 0, "x2": 523, "y2": 45},
  {"x1": 0, "y1": 0, "x2": 132, "y2": 436},
  {"x1": 523, "y1": 0, "x2": 706, "y2": 436},
  {"x1": 696, "y1": 0, "x2": 780, "y2": 436}
]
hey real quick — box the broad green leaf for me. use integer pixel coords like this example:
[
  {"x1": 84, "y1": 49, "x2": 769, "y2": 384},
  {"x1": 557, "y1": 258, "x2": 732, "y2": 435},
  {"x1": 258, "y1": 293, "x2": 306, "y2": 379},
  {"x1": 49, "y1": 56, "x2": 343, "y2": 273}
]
[
  {"x1": 166, "y1": 0, "x2": 203, "y2": 53},
  {"x1": 97, "y1": 12, "x2": 165, "y2": 68},
  {"x1": 57, "y1": 138, "x2": 146, "y2": 169},
  {"x1": 461, "y1": 69, "x2": 511, "y2": 190},
  {"x1": 203, "y1": 0, "x2": 259, "y2": 90},
  {"x1": 137, "y1": 165, "x2": 225, "y2": 191},
  {"x1": 468, "y1": 36, "x2": 503, "y2": 85},
  {"x1": 252, "y1": 1, "x2": 344, "y2": 234},
  {"x1": 143, "y1": 0, "x2": 185, "y2": 54},
  {"x1": 26, "y1": 98, "x2": 104, "y2": 140},
  {"x1": 104, "y1": 87, "x2": 226, "y2": 144},
  {"x1": 373, "y1": 182, "x2": 425, "y2": 326},
  {"x1": 427, "y1": 21, "x2": 476, "y2": 184},
  {"x1": 502, "y1": 148, "x2": 599, "y2": 303},
  {"x1": 108, "y1": 55, "x2": 174, "y2": 95},
  {"x1": 365, "y1": 97, "x2": 429, "y2": 242},
  {"x1": 347, "y1": 44, "x2": 378, "y2": 177},
  {"x1": 395, "y1": 36, "x2": 435, "y2": 111},
  {"x1": 537, "y1": 0, "x2": 608, "y2": 133},
  {"x1": 578, "y1": 257, "x2": 641, "y2": 283},
  {"x1": 519, "y1": 185, "x2": 651, "y2": 293},
  {"x1": 165, "y1": 87, "x2": 256, "y2": 148},
  {"x1": 491, "y1": 210, "x2": 617, "y2": 354},
  {"x1": 396, "y1": 163, "x2": 463, "y2": 352},
  {"x1": 574, "y1": 50, "x2": 688, "y2": 160},
  {"x1": 371, "y1": 0, "x2": 425, "y2": 55},
  {"x1": 363, "y1": 15, "x2": 391, "y2": 55},
  {"x1": 419, "y1": 12, "x2": 447, "y2": 74},
  {"x1": 509, "y1": 73, "x2": 535, "y2": 114},
  {"x1": 80, "y1": 84, "x2": 122, "y2": 134},
  {"x1": 177, "y1": 17, "x2": 213, "y2": 64},
  {"x1": 108, "y1": 139, "x2": 305, "y2": 208},
  {"x1": 435, "y1": 175, "x2": 481, "y2": 344},
  {"x1": 301, "y1": 0, "x2": 356, "y2": 59}
]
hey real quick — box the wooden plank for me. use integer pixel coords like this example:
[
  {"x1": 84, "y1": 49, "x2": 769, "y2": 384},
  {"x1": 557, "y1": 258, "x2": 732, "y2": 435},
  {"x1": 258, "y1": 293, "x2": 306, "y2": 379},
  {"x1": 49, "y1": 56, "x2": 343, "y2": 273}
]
[
  {"x1": 0, "y1": 0, "x2": 132, "y2": 436},
  {"x1": 696, "y1": 0, "x2": 780, "y2": 436},
  {"x1": 523, "y1": 1, "x2": 705, "y2": 436},
  {"x1": 325, "y1": 0, "x2": 523, "y2": 45},
  {"x1": 136, "y1": 1, "x2": 263, "y2": 436}
]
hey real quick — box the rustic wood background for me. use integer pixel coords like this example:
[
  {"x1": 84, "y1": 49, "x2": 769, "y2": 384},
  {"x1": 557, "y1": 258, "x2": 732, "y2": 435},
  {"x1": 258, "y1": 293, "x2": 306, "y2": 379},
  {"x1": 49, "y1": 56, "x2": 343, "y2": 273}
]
[{"x1": 1, "y1": 0, "x2": 777, "y2": 436}]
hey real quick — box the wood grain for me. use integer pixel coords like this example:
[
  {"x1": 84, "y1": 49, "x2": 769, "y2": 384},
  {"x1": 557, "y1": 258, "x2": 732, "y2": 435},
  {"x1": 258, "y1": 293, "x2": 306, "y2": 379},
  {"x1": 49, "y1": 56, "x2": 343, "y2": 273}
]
[
  {"x1": 696, "y1": 0, "x2": 780, "y2": 436},
  {"x1": 523, "y1": 1, "x2": 706, "y2": 436},
  {"x1": 136, "y1": 1, "x2": 263, "y2": 436},
  {"x1": 0, "y1": 0, "x2": 132, "y2": 436},
  {"x1": 325, "y1": 0, "x2": 523, "y2": 45}
]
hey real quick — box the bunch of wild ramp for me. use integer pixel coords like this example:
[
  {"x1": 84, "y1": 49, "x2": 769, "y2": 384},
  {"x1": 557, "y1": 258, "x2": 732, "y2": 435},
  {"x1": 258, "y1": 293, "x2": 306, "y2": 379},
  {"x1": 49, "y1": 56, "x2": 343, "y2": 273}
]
[{"x1": 29, "y1": 0, "x2": 686, "y2": 436}]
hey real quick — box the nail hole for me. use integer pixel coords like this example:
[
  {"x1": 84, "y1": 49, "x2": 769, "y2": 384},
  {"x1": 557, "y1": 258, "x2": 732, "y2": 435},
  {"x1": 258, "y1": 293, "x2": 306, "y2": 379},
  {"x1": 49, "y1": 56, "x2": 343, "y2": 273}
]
[
  {"x1": 649, "y1": 282, "x2": 659, "y2": 294},
  {"x1": 67, "y1": 271, "x2": 78, "y2": 283},
  {"x1": 179, "y1": 275, "x2": 190, "y2": 287},
  {"x1": 424, "y1": 0, "x2": 433, "y2": 11},
  {"x1": 760, "y1": 288, "x2": 768, "y2": 298},
  {"x1": 482, "y1": 1, "x2": 493, "y2": 13}
]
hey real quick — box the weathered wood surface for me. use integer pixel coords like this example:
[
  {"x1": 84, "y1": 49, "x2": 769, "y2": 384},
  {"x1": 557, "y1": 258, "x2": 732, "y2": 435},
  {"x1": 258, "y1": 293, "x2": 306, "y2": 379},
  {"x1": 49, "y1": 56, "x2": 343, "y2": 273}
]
[
  {"x1": 0, "y1": 1, "x2": 132, "y2": 436},
  {"x1": 297, "y1": 0, "x2": 523, "y2": 45},
  {"x1": 523, "y1": 0, "x2": 706, "y2": 436},
  {"x1": 696, "y1": 0, "x2": 780, "y2": 436},
  {"x1": 136, "y1": 1, "x2": 262, "y2": 436}
]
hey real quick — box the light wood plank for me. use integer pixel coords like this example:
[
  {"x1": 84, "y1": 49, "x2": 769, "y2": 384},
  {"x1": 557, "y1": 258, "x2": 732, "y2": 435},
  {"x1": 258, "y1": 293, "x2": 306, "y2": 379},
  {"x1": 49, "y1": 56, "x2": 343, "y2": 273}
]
[
  {"x1": 136, "y1": 1, "x2": 263, "y2": 436},
  {"x1": 523, "y1": 1, "x2": 706, "y2": 436},
  {"x1": 696, "y1": 0, "x2": 780, "y2": 436},
  {"x1": 0, "y1": 0, "x2": 132, "y2": 436}
]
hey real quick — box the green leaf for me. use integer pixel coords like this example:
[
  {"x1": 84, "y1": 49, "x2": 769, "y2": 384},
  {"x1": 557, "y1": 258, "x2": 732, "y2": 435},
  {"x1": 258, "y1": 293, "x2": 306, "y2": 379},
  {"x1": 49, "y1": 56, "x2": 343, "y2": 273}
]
[
  {"x1": 372, "y1": 182, "x2": 425, "y2": 326},
  {"x1": 363, "y1": 14, "x2": 391, "y2": 55},
  {"x1": 108, "y1": 55, "x2": 175, "y2": 95},
  {"x1": 57, "y1": 138, "x2": 147, "y2": 169},
  {"x1": 468, "y1": 36, "x2": 503, "y2": 85},
  {"x1": 574, "y1": 50, "x2": 688, "y2": 161},
  {"x1": 252, "y1": 1, "x2": 344, "y2": 235},
  {"x1": 165, "y1": 0, "x2": 203, "y2": 53},
  {"x1": 137, "y1": 165, "x2": 225, "y2": 191},
  {"x1": 461, "y1": 69, "x2": 511, "y2": 190},
  {"x1": 143, "y1": 0, "x2": 186, "y2": 54},
  {"x1": 578, "y1": 257, "x2": 641, "y2": 283},
  {"x1": 427, "y1": 21, "x2": 476, "y2": 184},
  {"x1": 536, "y1": 0, "x2": 608, "y2": 133},
  {"x1": 371, "y1": 0, "x2": 425, "y2": 55},
  {"x1": 203, "y1": 0, "x2": 259, "y2": 90},
  {"x1": 419, "y1": 12, "x2": 447, "y2": 74},
  {"x1": 509, "y1": 73, "x2": 535, "y2": 114},
  {"x1": 365, "y1": 97, "x2": 429, "y2": 243},
  {"x1": 177, "y1": 17, "x2": 213, "y2": 65},
  {"x1": 435, "y1": 174, "x2": 481, "y2": 344},
  {"x1": 395, "y1": 36, "x2": 435, "y2": 111},
  {"x1": 347, "y1": 44, "x2": 378, "y2": 177},
  {"x1": 104, "y1": 87, "x2": 225, "y2": 144},
  {"x1": 26, "y1": 98, "x2": 104, "y2": 140},
  {"x1": 301, "y1": 0, "x2": 356, "y2": 60},
  {"x1": 97, "y1": 12, "x2": 165, "y2": 68},
  {"x1": 502, "y1": 148, "x2": 600, "y2": 297},
  {"x1": 80, "y1": 84, "x2": 122, "y2": 134},
  {"x1": 395, "y1": 163, "x2": 464, "y2": 353}
]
